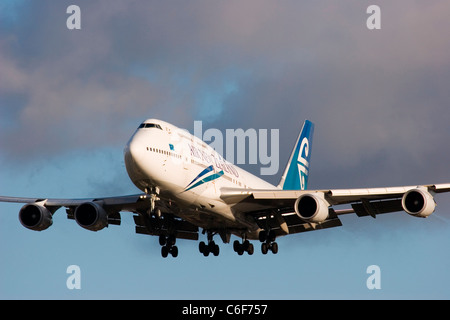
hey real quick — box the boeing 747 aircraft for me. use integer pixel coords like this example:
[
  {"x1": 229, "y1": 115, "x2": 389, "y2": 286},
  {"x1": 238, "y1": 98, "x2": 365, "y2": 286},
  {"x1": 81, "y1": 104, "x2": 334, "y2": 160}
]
[{"x1": 1, "y1": 119, "x2": 449, "y2": 258}]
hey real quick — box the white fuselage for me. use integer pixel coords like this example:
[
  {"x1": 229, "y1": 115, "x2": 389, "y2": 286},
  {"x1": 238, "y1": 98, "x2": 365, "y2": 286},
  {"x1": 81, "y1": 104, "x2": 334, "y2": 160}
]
[{"x1": 123, "y1": 119, "x2": 275, "y2": 236}]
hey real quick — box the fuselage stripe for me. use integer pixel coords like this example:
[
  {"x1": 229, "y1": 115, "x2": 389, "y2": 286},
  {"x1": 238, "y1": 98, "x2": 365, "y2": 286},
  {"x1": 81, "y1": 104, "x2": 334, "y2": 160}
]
[{"x1": 184, "y1": 170, "x2": 225, "y2": 192}]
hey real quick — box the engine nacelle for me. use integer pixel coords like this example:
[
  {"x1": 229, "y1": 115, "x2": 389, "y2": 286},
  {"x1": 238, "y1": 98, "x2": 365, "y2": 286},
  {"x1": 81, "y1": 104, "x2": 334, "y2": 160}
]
[
  {"x1": 402, "y1": 188, "x2": 436, "y2": 218},
  {"x1": 74, "y1": 202, "x2": 108, "y2": 231},
  {"x1": 294, "y1": 193, "x2": 330, "y2": 223},
  {"x1": 19, "y1": 203, "x2": 53, "y2": 231}
]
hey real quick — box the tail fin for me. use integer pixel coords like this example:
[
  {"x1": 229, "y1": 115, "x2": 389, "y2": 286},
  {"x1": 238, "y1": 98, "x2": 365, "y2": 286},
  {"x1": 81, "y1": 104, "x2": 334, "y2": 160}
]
[{"x1": 277, "y1": 120, "x2": 315, "y2": 190}]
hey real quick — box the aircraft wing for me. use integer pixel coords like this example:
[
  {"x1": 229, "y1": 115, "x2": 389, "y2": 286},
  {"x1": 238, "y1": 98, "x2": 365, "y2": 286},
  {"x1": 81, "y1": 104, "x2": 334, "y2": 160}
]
[
  {"x1": 0, "y1": 194, "x2": 145, "y2": 208},
  {"x1": 221, "y1": 183, "x2": 450, "y2": 236},
  {"x1": 0, "y1": 194, "x2": 199, "y2": 240}
]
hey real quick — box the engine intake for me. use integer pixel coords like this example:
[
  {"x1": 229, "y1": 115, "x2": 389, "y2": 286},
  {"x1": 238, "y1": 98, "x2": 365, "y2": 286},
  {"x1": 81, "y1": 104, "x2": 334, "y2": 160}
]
[
  {"x1": 19, "y1": 203, "x2": 53, "y2": 231},
  {"x1": 294, "y1": 193, "x2": 330, "y2": 223},
  {"x1": 402, "y1": 188, "x2": 436, "y2": 218},
  {"x1": 74, "y1": 202, "x2": 108, "y2": 231}
]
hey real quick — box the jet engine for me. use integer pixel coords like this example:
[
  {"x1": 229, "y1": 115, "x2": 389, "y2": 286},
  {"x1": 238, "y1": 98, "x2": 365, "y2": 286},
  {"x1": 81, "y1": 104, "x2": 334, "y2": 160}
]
[
  {"x1": 294, "y1": 193, "x2": 330, "y2": 223},
  {"x1": 19, "y1": 203, "x2": 53, "y2": 231},
  {"x1": 74, "y1": 202, "x2": 108, "y2": 231},
  {"x1": 402, "y1": 188, "x2": 436, "y2": 218}
]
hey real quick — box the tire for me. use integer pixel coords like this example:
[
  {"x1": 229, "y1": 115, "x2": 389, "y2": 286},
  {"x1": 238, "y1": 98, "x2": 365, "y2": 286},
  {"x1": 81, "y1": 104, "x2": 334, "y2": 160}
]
[
  {"x1": 243, "y1": 240, "x2": 250, "y2": 251},
  {"x1": 199, "y1": 241, "x2": 206, "y2": 254},
  {"x1": 233, "y1": 240, "x2": 240, "y2": 252},
  {"x1": 208, "y1": 241, "x2": 216, "y2": 252},
  {"x1": 247, "y1": 243, "x2": 254, "y2": 255},
  {"x1": 213, "y1": 244, "x2": 220, "y2": 256},
  {"x1": 261, "y1": 242, "x2": 268, "y2": 255},
  {"x1": 271, "y1": 242, "x2": 278, "y2": 254},
  {"x1": 259, "y1": 231, "x2": 267, "y2": 242},
  {"x1": 161, "y1": 246, "x2": 169, "y2": 258},
  {"x1": 171, "y1": 246, "x2": 178, "y2": 258},
  {"x1": 159, "y1": 234, "x2": 166, "y2": 246}
]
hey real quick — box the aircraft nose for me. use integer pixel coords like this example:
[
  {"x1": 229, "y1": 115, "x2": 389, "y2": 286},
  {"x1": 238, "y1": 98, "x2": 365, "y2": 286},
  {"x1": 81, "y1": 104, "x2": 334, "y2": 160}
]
[
  {"x1": 124, "y1": 135, "x2": 146, "y2": 173},
  {"x1": 126, "y1": 138, "x2": 139, "y2": 158}
]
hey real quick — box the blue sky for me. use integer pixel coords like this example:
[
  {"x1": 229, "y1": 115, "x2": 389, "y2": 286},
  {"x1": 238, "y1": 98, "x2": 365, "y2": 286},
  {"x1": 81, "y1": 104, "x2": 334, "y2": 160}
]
[{"x1": 1, "y1": 1, "x2": 450, "y2": 299}]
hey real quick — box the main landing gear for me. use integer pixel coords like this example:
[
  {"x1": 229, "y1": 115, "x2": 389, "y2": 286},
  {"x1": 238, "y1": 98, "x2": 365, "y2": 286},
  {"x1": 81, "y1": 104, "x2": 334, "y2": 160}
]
[
  {"x1": 159, "y1": 234, "x2": 178, "y2": 258},
  {"x1": 199, "y1": 240, "x2": 219, "y2": 257},
  {"x1": 233, "y1": 239, "x2": 254, "y2": 256},
  {"x1": 196, "y1": 229, "x2": 279, "y2": 257},
  {"x1": 198, "y1": 231, "x2": 220, "y2": 257},
  {"x1": 259, "y1": 230, "x2": 278, "y2": 255},
  {"x1": 232, "y1": 230, "x2": 278, "y2": 256}
]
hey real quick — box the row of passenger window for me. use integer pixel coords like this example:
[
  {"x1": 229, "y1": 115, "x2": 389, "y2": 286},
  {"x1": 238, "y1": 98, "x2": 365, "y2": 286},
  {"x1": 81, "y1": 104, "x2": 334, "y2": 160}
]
[{"x1": 146, "y1": 146, "x2": 182, "y2": 159}]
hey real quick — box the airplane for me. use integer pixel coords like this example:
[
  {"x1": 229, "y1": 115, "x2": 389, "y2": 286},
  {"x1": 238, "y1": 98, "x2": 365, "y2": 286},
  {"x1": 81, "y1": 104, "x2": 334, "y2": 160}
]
[{"x1": 1, "y1": 119, "x2": 449, "y2": 258}]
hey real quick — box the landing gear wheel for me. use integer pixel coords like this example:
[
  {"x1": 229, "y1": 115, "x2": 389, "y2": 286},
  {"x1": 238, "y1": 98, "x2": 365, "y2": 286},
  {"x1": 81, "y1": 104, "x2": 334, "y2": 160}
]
[
  {"x1": 247, "y1": 243, "x2": 254, "y2": 255},
  {"x1": 261, "y1": 242, "x2": 269, "y2": 255},
  {"x1": 213, "y1": 245, "x2": 220, "y2": 256},
  {"x1": 234, "y1": 238, "x2": 255, "y2": 256},
  {"x1": 259, "y1": 229, "x2": 278, "y2": 255},
  {"x1": 160, "y1": 234, "x2": 178, "y2": 258},
  {"x1": 171, "y1": 245, "x2": 179, "y2": 258},
  {"x1": 259, "y1": 231, "x2": 267, "y2": 242},
  {"x1": 271, "y1": 242, "x2": 278, "y2": 254},
  {"x1": 159, "y1": 234, "x2": 166, "y2": 246},
  {"x1": 199, "y1": 230, "x2": 222, "y2": 257},
  {"x1": 199, "y1": 241, "x2": 206, "y2": 254},
  {"x1": 206, "y1": 241, "x2": 219, "y2": 256},
  {"x1": 199, "y1": 240, "x2": 219, "y2": 257},
  {"x1": 161, "y1": 245, "x2": 169, "y2": 258},
  {"x1": 233, "y1": 240, "x2": 240, "y2": 252}
]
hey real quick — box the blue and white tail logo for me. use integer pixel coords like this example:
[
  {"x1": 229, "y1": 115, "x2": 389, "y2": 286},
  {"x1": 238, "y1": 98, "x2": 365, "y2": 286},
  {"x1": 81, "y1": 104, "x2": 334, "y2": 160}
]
[{"x1": 278, "y1": 120, "x2": 314, "y2": 190}]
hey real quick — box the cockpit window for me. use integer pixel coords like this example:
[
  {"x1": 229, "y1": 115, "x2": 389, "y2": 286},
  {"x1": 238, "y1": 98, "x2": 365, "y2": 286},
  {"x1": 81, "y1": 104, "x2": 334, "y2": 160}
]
[{"x1": 138, "y1": 123, "x2": 162, "y2": 130}]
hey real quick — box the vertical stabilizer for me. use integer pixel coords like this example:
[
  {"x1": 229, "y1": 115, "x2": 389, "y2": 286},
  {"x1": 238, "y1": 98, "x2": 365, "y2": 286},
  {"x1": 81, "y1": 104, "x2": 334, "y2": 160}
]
[{"x1": 277, "y1": 120, "x2": 314, "y2": 190}]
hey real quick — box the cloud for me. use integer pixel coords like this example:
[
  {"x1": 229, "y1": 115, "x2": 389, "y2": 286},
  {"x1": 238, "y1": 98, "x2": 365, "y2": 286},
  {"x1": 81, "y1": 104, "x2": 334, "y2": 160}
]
[
  {"x1": 1, "y1": 2, "x2": 450, "y2": 300},
  {"x1": 0, "y1": 0, "x2": 449, "y2": 188}
]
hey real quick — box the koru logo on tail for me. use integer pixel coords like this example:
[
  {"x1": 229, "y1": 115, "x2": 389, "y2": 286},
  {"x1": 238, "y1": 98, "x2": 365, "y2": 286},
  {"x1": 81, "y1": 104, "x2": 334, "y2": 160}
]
[{"x1": 297, "y1": 137, "x2": 309, "y2": 190}]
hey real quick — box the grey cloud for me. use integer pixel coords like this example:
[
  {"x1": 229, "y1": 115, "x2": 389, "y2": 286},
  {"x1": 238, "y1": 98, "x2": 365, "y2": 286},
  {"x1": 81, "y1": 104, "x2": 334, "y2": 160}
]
[{"x1": 1, "y1": 0, "x2": 449, "y2": 186}]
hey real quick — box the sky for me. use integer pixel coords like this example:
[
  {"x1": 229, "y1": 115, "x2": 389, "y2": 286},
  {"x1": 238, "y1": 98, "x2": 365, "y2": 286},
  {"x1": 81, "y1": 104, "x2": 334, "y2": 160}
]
[{"x1": 1, "y1": 0, "x2": 450, "y2": 299}]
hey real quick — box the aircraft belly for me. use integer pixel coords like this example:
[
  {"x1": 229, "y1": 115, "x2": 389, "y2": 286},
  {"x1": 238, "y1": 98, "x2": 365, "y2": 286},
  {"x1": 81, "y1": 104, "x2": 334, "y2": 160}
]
[{"x1": 175, "y1": 203, "x2": 259, "y2": 232}]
